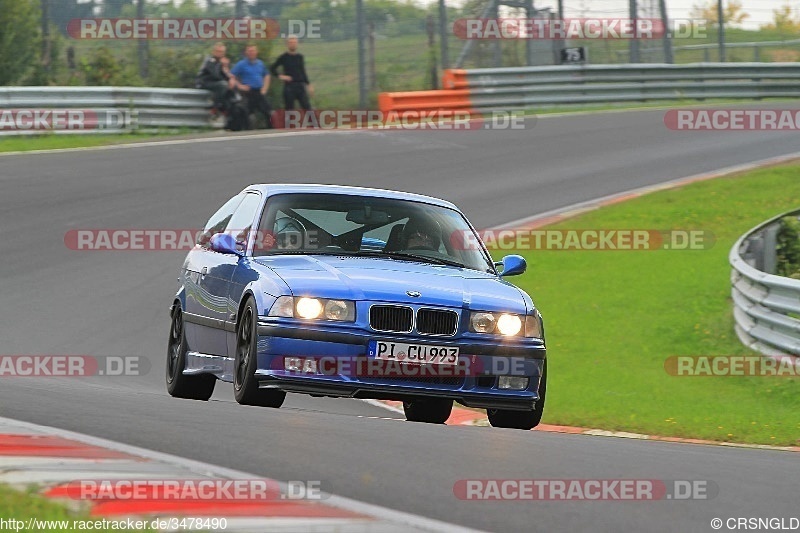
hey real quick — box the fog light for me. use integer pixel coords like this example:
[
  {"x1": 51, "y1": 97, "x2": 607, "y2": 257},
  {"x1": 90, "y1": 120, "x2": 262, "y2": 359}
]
[
  {"x1": 284, "y1": 357, "x2": 302, "y2": 371},
  {"x1": 497, "y1": 376, "x2": 529, "y2": 390},
  {"x1": 283, "y1": 357, "x2": 317, "y2": 373}
]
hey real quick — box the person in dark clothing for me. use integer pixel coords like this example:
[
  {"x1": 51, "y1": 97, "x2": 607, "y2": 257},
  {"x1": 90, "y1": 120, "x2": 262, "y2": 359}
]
[
  {"x1": 270, "y1": 35, "x2": 314, "y2": 111},
  {"x1": 231, "y1": 44, "x2": 273, "y2": 129},
  {"x1": 196, "y1": 42, "x2": 235, "y2": 112}
]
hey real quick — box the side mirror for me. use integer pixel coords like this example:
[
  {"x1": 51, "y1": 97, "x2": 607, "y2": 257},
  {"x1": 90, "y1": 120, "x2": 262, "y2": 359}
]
[
  {"x1": 498, "y1": 254, "x2": 526, "y2": 277},
  {"x1": 209, "y1": 233, "x2": 242, "y2": 256}
]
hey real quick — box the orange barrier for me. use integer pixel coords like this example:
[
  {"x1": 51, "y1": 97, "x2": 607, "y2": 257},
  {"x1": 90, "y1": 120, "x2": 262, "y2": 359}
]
[
  {"x1": 441, "y1": 69, "x2": 469, "y2": 90},
  {"x1": 378, "y1": 89, "x2": 472, "y2": 112}
]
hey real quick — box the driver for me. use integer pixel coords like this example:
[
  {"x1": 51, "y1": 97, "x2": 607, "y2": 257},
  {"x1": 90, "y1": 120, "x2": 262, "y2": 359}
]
[
  {"x1": 401, "y1": 216, "x2": 442, "y2": 251},
  {"x1": 274, "y1": 217, "x2": 306, "y2": 250}
]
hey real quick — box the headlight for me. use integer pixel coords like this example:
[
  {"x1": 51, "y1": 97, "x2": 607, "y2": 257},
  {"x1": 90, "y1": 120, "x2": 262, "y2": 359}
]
[
  {"x1": 324, "y1": 299, "x2": 353, "y2": 321},
  {"x1": 268, "y1": 296, "x2": 294, "y2": 317},
  {"x1": 296, "y1": 297, "x2": 324, "y2": 319},
  {"x1": 470, "y1": 311, "x2": 522, "y2": 336},
  {"x1": 471, "y1": 312, "x2": 496, "y2": 333},
  {"x1": 268, "y1": 296, "x2": 355, "y2": 322},
  {"x1": 496, "y1": 314, "x2": 522, "y2": 336}
]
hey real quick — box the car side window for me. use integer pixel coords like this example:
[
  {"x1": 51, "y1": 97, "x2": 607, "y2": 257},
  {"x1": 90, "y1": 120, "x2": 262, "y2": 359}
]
[
  {"x1": 197, "y1": 193, "x2": 244, "y2": 248},
  {"x1": 224, "y1": 192, "x2": 263, "y2": 252}
]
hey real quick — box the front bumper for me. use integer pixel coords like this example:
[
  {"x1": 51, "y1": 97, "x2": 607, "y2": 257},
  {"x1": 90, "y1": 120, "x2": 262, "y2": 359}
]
[{"x1": 255, "y1": 318, "x2": 546, "y2": 410}]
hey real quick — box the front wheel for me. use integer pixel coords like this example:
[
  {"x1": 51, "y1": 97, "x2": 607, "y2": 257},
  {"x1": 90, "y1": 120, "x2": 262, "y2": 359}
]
[
  {"x1": 403, "y1": 398, "x2": 453, "y2": 424},
  {"x1": 488, "y1": 362, "x2": 547, "y2": 430},
  {"x1": 233, "y1": 297, "x2": 285, "y2": 408},
  {"x1": 166, "y1": 306, "x2": 216, "y2": 401}
]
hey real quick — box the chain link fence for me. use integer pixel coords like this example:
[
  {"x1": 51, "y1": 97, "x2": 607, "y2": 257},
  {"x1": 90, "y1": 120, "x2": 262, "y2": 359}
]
[{"x1": 10, "y1": 1, "x2": 800, "y2": 110}]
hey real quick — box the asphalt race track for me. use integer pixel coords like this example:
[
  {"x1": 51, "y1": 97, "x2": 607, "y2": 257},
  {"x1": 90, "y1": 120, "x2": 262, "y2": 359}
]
[{"x1": 1, "y1": 107, "x2": 798, "y2": 532}]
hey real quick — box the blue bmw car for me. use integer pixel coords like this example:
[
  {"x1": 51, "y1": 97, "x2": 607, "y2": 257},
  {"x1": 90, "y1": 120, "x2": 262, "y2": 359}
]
[{"x1": 167, "y1": 184, "x2": 546, "y2": 429}]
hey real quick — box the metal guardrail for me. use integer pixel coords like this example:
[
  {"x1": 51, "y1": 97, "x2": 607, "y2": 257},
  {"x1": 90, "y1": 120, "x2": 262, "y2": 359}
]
[
  {"x1": 439, "y1": 63, "x2": 800, "y2": 110},
  {"x1": 0, "y1": 87, "x2": 215, "y2": 135},
  {"x1": 631, "y1": 39, "x2": 800, "y2": 62},
  {"x1": 730, "y1": 209, "x2": 800, "y2": 358}
]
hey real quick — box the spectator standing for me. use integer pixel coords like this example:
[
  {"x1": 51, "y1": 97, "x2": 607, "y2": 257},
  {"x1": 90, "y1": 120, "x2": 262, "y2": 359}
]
[
  {"x1": 270, "y1": 35, "x2": 314, "y2": 111},
  {"x1": 231, "y1": 44, "x2": 273, "y2": 129}
]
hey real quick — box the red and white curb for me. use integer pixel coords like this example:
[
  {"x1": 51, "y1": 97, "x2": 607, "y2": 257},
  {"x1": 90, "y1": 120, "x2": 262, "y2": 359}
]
[
  {"x1": 0, "y1": 416, "x2": 481, "y2": 533},
  {"x1": 371, "y1": 401, "x2": 799, "y2": 452}
]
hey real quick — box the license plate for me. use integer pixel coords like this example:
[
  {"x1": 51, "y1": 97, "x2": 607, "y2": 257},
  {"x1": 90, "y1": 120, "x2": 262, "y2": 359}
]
[{"x1": 368, "y1": 341, "x2": 459, "y2": 365}]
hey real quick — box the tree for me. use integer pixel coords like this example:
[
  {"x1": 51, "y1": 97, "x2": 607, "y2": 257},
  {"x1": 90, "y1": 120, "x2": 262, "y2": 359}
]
[
  {"x1": 102, "y1": 0, "x2": 133, "y2": 17},
  {"x1": 690, "y1": 0, "x2": 749, "y2": 27},
  {"x1": 0, "y1": 0, "x2": 41, "y2": 85},
  {"x1": 761, "y1": 4, "x2": 800, "y2": 34},
  {"x1": 49, "y1": 0, "x2": 95, "y2": 36}
]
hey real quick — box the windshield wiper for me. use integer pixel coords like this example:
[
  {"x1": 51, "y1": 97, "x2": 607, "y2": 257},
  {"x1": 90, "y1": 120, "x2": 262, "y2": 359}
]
[
  {"x1": 256, "y1": 250, "x2": 341, "y2": 256},
  {"x1": 258, "y1": 249, "x2": 472, "y2": 269}
]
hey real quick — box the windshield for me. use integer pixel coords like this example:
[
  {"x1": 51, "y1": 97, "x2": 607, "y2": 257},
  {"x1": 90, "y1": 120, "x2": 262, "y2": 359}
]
[{"x1": 254, "y1": 193, "x2": 494, "y2": 273}]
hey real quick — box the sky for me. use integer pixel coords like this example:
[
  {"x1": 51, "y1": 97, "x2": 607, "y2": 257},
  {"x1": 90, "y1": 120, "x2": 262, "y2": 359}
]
[{"x1": 513, "y1": 1, "x2": 796, "y2": 30}]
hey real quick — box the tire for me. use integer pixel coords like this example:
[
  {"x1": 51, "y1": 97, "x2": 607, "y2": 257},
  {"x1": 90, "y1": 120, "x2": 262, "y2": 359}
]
[
  {"x1": 488, "y1": 361, "x2": 547, "y2": 430},
  {"x1": 403, "y1": 398, "x2": 453, "y2": 424},
  {"x1": 233, "y1": 297, "x2": 286, "y2": 408},
  {"x1": 166, "y1": 306, "x2": 216, "y2": 401}
]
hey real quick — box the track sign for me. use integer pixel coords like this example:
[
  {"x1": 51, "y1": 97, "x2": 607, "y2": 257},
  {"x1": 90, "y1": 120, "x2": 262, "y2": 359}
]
[{"x1": 560, "y1": 47, "x2": 587, "y2": 64}]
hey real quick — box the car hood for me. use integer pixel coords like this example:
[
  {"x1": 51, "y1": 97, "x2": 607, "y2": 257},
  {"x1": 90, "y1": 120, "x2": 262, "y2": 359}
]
[{"x1": 254, "y1": 255, "x2": 529, "y2": 313}]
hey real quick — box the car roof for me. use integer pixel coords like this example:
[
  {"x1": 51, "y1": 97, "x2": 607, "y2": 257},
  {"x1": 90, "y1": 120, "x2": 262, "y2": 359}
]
[{"x1": 244, "y1": 184, "x2": 459, "y2": 211}]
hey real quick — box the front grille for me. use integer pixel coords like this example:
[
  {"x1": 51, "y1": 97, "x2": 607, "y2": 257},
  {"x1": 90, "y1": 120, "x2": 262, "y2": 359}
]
[
  {"x1": 416, "y1": 308, "x2": 458, "y2": 336},
  {"x1": 370, "y1": 305, "x2": 413, "y2": 333}
]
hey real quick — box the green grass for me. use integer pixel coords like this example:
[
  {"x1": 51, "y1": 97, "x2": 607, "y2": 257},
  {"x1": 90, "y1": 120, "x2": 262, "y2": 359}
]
[
  {"x1": 0, "y1": 131, "x2": 201, "y2": 153},
  {"x1": 504, "y1": 164, "x2": 800, "y2": 446},
  {"x1": 0, "y1": 484, "x2": 150, "y2": 532}
]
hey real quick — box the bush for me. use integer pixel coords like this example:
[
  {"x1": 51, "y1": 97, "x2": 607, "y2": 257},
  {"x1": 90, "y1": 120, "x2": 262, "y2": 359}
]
[
  {"x1": 147, "y1": 44, "x2": 207, "y2": 88},
  {"x1": 0, "y1": 0, "x2": 40, "y2": 85},
  {"x1": 79, "y1": 46, "x2": 142, "y2": 86},
  {"x1": 776, "y1": 215, "x2": 800, "y2": 279}
]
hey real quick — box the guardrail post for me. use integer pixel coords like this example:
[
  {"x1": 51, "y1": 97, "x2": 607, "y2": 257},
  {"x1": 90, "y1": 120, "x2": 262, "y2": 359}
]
[{"x1": 763, "y1": 225, "x2": 779, "y2": 275}]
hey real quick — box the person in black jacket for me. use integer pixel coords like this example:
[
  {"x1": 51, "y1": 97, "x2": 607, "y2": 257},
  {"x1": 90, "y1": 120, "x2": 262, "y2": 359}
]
[
  {"x1": 196, "y1": 42, "x2": 236, "y2": 112},
  {"x1": 270, "y1": 36, "x2": 314, "y2": 110}
]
